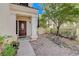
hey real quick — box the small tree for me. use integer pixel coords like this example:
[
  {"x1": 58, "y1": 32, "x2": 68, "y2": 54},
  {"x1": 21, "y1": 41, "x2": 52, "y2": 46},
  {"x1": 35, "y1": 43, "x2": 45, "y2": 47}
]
[{"x1": 43, "y1": 3, "x2": 79, "y2": 36}]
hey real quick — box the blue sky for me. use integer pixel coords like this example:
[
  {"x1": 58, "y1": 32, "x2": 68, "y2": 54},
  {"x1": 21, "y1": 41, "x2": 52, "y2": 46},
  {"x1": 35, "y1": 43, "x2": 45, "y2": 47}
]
[{"x1": 32, "y1": 3, "x2": 43, "y2": 14}]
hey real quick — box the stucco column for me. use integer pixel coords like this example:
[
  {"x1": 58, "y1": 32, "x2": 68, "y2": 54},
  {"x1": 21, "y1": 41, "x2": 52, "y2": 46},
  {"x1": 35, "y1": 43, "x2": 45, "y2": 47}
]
[{"x1": 31, "y1": 15, "x2": 38, "y2": 41}]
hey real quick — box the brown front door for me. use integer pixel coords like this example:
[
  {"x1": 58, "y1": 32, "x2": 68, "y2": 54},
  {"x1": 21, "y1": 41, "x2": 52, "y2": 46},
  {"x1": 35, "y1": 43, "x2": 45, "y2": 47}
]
[{"x1": 19, "y1": 21, "x2": 26, "y2": 36}]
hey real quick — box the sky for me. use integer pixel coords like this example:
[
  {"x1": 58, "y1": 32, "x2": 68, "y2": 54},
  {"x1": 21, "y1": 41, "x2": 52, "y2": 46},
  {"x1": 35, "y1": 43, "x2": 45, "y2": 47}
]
[{"x1": 32, "y1": 3, "x2": 43, "y2": 14}]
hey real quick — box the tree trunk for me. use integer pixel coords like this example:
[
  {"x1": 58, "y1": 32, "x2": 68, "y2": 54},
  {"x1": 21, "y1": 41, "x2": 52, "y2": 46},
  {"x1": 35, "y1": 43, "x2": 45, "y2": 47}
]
[{"x1": 56, "y1": 25, "x2": 60, "y2": 36}]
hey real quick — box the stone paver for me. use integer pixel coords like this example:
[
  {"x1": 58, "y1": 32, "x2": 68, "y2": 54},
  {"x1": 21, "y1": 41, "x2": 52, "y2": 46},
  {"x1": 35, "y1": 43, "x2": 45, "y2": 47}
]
[{"x1": 16, "y1": 38, "x2": 36, "y2": 56}]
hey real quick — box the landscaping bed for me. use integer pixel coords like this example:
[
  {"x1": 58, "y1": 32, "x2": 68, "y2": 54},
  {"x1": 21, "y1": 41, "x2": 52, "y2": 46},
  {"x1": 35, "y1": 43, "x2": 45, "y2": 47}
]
[
  {"x1": 30, "y1": 34, "x2": 79, "y2": 56},
  {"x1": 47, "y1": 34, "x2": 79, "y2": 52},
  {"x1": 0, "y1": 35, "x2": 19, "y2": 56}
]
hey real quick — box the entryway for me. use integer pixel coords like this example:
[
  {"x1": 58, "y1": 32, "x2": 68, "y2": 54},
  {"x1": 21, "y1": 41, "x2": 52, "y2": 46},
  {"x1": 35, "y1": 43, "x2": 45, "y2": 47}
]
[{"x1": 16, "y1": 14, "x2": 32, "y2": 37}]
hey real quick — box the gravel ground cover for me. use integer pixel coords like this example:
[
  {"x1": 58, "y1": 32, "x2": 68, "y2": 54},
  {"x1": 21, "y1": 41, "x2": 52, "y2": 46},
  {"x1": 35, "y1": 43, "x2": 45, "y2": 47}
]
[{"x1": 30, "y1": 34, "x2": 79, "y2": 56}]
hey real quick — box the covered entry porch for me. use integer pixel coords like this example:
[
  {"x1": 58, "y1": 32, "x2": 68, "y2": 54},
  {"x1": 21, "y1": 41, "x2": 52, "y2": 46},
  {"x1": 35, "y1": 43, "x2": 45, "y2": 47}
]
[
  {"x1": 15, "y1": 14, "x2": 38, "y2": 40},
  {"x1": 10, "y1": 4, "x2": 38, "y2": 40},
  {"x1": 16, "y1": 15, "x2": 32, "y2": 37}
]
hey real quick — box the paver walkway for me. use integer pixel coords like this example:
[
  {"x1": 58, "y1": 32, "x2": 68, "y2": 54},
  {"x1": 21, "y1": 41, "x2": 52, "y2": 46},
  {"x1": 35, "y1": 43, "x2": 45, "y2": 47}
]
[{"x1": 16, "y1": 38, "x2": 36, "y2": 56}]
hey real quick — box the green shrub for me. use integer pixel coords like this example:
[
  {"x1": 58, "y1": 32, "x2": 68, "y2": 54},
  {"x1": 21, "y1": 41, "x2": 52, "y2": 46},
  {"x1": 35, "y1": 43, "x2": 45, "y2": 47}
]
[
  {"x1": 50, "y1": 28, "x2": 57, "y2": 34},
  {"x1": 60, "y1": 29, "x2": 77, "y2": 40},
  {"x1": 0, "y1": 35, "x2": 4, "y2": 44},
  {"x1": 45, "y1": 28, "x2": 50, "y2": 33},
  {"x1": 2, "y1": 44, "x2": 16, "y2": 56},
  {"x1": 60, "y1": 31, "x2": 71, "y2": 36}
]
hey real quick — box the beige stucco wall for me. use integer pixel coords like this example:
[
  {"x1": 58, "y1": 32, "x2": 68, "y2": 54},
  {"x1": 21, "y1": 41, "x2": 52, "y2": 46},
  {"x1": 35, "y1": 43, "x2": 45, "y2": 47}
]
[
  {"x1": 9, "y1": 13, "x2": 17, "y2": 38},
  {"x1": 0, "y1": 4, "x2": 17, "y2": 39}
]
